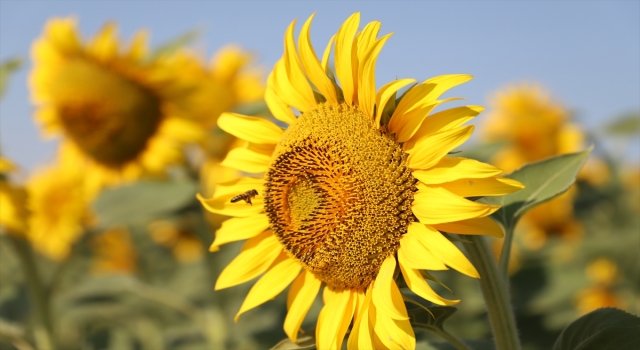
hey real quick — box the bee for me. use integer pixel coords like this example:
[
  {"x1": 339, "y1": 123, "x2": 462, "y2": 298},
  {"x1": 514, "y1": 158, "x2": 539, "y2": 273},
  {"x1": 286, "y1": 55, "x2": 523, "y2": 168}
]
[{"x1": 230, "y1": 189, "x2": 259, "y2": 206}]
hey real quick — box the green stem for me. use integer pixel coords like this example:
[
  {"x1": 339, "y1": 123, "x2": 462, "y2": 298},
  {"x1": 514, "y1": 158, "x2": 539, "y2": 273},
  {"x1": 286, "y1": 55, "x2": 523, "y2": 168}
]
[
  {"x1": 6, "y1": 236, "x2": 56, "y2": 350},
  {"x1": 464, "y1": 235, "x2": 521, "y2": 350},
  {"x1": 498, "y1": 225, "x2": 515, "y2": 279}
]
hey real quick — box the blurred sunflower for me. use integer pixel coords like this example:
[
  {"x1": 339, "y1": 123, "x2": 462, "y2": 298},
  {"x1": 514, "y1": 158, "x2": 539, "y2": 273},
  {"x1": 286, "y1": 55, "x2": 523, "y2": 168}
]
[
  {"x1": 91, "y1": 227, "x2": 138, "y2": 274},
  {"x1": 30, "y1": 18, "x2": 203, "y2": 191},
  {"x1": 25, "y1": 162, "x2": 92, "y2": 261},
  {"x1": 168, "y1": 45, "x2": 264, "y2": 130},
  {"x1": 482, "y1": 83, "x2": 591, "y2": 249},
  {"x1": 575, "y1": 257, "x2": 625, "y2": 314},
  {"x1": 0, "y1": 157, "x2": 28, "y2": 235},
  {"x1": 148, "y1": 220, "x2": 204, "y2": 264},
  {"x1": 199, "y1": 13, "x2": 523, "y2": 349}
]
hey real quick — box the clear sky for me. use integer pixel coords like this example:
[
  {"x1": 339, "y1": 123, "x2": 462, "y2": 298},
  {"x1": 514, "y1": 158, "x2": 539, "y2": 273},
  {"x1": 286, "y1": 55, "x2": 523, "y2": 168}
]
[{"x1": 1, "y1": 0, "x2": 638, "y2": 171}]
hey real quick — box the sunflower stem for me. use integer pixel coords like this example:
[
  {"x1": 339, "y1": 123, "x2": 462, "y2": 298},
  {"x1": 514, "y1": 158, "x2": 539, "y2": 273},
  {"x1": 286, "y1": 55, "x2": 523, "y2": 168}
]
[
  {"x1": 464, "y1": 235, "x2": 521, "y2": 350},
  {"x1": 498, "y1": 225, "x2": 515, "y2": 279},
  {"x1": 6, "y1": 236, "x2": 56, "y2": 350}
]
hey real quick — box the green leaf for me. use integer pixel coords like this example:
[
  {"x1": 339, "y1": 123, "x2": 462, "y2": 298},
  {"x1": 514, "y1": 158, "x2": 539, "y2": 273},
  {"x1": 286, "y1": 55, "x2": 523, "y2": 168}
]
[
  {"x1": 457, "y1": 141, "x2": 505, "y2": 163},
  {"x1": 270, "y1": 334, "x2": 316, "y2": 350},
  {"x1": 147, "y1": 29, "x2": 201, "y2": 60},
  {"x1": 553, "y1": 308, "x2": 640, "y2": 350},
  {"x1": 482, "y1": 147, "x2": 592, "y2": 231},
  {"x1": 93, "y1": 180, "x2": 198, "y2": 229},
  {"x1": 0, "y1": 57, "x2": 23, "y2": 100},
  {"x1": 604, "y1": 112, "x2": 640, "y2": 136}
]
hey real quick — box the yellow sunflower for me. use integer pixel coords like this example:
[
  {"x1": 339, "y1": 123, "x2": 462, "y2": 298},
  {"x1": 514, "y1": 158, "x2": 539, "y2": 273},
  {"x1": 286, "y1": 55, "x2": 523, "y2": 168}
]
[
  {"x1": 481, "y1": 83, "x2": 590, "y2": 249},
  {"x1": 30, "y1": 18, "x2": 203, "y2": 191},
  {"x1": 575, "y1": 257, "x2": 625, "y2": 314},
  {"x1": 167, "y1": 45, "x2": 265, "y2": 129},
  {"x1": 0, "y1": 157, "x2": 28, "y2": 236},
  {"x1": 198, "y1": 13, "x2": 523, "y2": 349},
  {"x1": 26, "y1": 162, "x2": 91, "y2": 261}
]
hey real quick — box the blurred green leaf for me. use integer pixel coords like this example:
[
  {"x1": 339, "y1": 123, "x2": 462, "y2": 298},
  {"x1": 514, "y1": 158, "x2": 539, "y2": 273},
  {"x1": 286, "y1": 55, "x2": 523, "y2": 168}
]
[
  {"x1": 604, "y1": 112, "x2": 640, "y2": 136},
  {"x1": 148, "y1": 29, "x2": 201, "y2": 60},
  {"x1": 270, "y1": 334, "x2": 316, "y2": 350},
  {"x1": 553, "y1": 308, "x2": 640, "y2": 350},
  {"x1": 93, "y1": 180, "x2": 198, "y2": 228},
  {"x1": 482, "y1": 147, "x2": 592, "y2": 231},
  {"x1": 457, "y1": 142, "x2": 505, "y2": 163},
  {"x1": 0, "y1": 57, "x2": 23, "y2": 100}
]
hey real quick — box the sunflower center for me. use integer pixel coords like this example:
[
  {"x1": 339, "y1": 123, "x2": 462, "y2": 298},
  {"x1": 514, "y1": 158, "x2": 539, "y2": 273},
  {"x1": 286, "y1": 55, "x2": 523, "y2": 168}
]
[
  {"x1": 264, "y1": 103, "x2": 416, "y2": 289},
  {"x1": 50, "y1": 59, "x2": 162, "y2": 168}
]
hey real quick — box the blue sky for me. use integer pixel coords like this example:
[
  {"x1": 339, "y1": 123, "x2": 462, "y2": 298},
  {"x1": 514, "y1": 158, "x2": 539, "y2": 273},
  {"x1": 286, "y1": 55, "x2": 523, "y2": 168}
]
[{"x1": 1, "y1": 0, "x2": 638, "y2": 171}]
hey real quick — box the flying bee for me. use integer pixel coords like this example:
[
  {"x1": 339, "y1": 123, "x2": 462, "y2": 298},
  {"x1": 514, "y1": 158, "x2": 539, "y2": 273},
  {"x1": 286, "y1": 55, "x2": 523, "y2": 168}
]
[{"x1": 230, "y1": 189, "x2": 259, "y2": 206}]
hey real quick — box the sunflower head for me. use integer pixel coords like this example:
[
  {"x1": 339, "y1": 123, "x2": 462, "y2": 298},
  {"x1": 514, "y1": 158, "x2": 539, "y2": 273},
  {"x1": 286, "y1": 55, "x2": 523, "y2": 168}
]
[
  {"x1": 26, "y1": 162, "x2": 91, "y2": 261},
  {"x1": 30, "y1": 18, "x2": 202, "y2": 188},
  {"x1": 200, "y1": 12, "x2": 523, "y2": 349},
  {"x1": 482, "y1": 83, "x2": 583, "y2": 172},
  {"x1": 264, "y1": 102, "x2": 417, "y2": 289}
]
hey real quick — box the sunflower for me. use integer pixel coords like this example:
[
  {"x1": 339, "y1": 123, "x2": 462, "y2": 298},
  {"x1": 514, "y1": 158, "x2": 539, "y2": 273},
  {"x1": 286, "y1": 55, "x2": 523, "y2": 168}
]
[
  {"x1": 481, "y1": 83, "x2": 590, "y2": 249},
  {"x1": 198, "y1": 13, "x2": 523, "y2": 349},
  {"x1": 25, "y1": 162, "x2": 91, "y2": 261},
  {"x1": 30, "y1": 18, "x2": 203, "y2": 191},
  {"x1": 167, "y1": 45, "x2": 265, "y2": 129},
  {"x1": 0, "y1": 157, "x2": 28, "y2": 236}
]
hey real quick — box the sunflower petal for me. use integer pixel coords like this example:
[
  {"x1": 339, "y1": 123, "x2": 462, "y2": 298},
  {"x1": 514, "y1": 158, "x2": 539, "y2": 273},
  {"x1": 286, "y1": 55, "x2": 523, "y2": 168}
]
[
  {"x1": 406, "y1": 105, "x2": 484, "y2": 147},
  {"x1": 372, "y1": 256, "x2": 409, "y2": 320},
  {"x1": 398, "y1": 245, "x2": 460, "y2": 306},
  {"x1": 358, "y1": 33, "x2": 392, "y2": 120},
  {"x1": 299, "y1": 13, "x2": 338, "y2": 104},
  {"x1": 321, "y1": 35, "x2": 336, "y2": 72},
  {"x1": 432, "y1": 216, "x2": 504, "y2": 237},
  {"x1": 235, "y1": 255, "x2": 301, "y2": 321},
  {"x1": 412, "y1": 157, "x2": 503, "y2": 185},
  {"x1": 347, "y1": 289, "x2": 374, "y2": 350},
  {"x1": 210, "y1": 214, "x2": 270, "y2": 251},
  {"x1": 438, "y1": 177, "x2": 525, "y2": 197},
  {"x1": 412, "y1": 223, "x2": 479, "y2": 278},
  {"x1": 283, "y1": 19, "x2": 316, "y2": 109},
  {"x1": 334, "y1": 290, "x2": 357, "y2": 349},
  {"x1": 412, "y1": 186, "x2": 499, "y2": 224},
  {"x1": 215, "y1": 231, "x2": 282, "y2": 290},
  {"x1": 220, "y1": 147, "x2": 271, "y2": 173},
  {"x1": 284, "y1": 270, "x2": 322, "y2": 342},
  {"x1": 372, "y1": 297, "x2": 415, "y2": 350},
  {"x1": 391, "y1": 97, "x2": 463, "y2": 143},
  {"x1": 265, "y1": 75, "x2": 297, "y2": 125},
  {"x1": 398, "y1": 228, "x2": 448, "y2": 270},
  {"x1": 375, "y1": 78, "x2": 416, "y2": 126},
  {"x1": 218, "y1": 113, "x2": 283, "y2": 144},
  {"x1": 271, "y1": 59, "x2": 312, "y2": 113},
  {"x1": 407, "y1": 126, "x2": 474, "y2": 170},
  {"x1": 334, "y1": 13, "x2": 360, "y2": 105},
  {"x1": 317, "y1": 288, "x2": 352, "y2": 350},
  {"x1": 90, "y1": 22, "x2": 118, "y2": 61}
]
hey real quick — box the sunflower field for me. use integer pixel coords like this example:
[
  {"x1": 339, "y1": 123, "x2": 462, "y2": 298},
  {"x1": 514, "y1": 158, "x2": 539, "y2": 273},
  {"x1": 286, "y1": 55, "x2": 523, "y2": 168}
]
[{"x1": 0, "y1": 5, "x2": 638, "y2": 350}]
